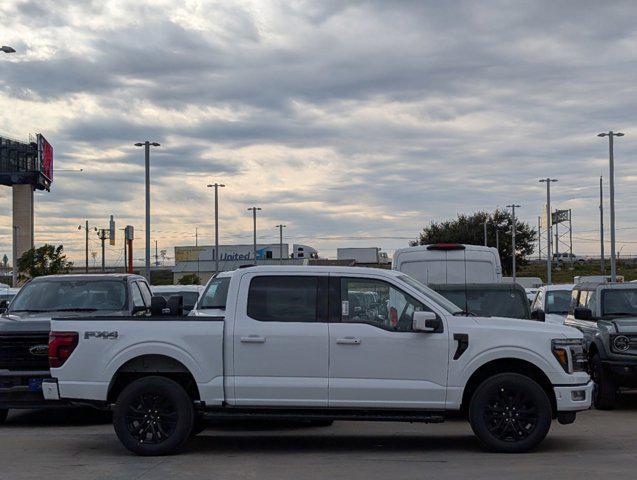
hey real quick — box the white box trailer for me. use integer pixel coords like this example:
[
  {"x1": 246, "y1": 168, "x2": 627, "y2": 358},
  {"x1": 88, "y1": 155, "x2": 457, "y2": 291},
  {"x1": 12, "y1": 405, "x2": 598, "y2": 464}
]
[
  {"x1": 337, "y1": 247, "x2": 388, "y2": 264},
  {"x1": 393, "y1": 243, "x2": 503, "y2": 284}
]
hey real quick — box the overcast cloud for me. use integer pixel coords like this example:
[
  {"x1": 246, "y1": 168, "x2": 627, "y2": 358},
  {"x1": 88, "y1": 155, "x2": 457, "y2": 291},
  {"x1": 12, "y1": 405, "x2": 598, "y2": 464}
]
[{"x1": 1, "y1": 0, "x2": 636, "y2": 265}]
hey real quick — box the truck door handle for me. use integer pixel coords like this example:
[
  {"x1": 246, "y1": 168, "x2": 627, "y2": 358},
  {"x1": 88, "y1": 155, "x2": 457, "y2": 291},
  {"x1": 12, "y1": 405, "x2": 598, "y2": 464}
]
[
  {"x1": 336, "y1": 337, "x2": 361, "y2": 345},
  {"x1": 240, "y1": 335, "x2": 266, "y2": 344}
]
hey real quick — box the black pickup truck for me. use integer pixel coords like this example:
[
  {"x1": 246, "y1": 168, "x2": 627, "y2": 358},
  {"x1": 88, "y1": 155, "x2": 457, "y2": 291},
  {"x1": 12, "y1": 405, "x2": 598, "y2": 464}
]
[{"x1": 0, "y1": 273, "x2": 159, "y2": 422}]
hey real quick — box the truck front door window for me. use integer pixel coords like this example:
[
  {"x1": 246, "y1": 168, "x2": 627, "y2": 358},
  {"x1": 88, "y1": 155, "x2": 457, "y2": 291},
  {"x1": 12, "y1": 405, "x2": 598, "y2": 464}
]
[
  {"x1": 340, "y1": 278, "x2": 427, "y2": 332},
  {"x1": 131, "y1": 283, "x2": 146, "y2": 309}
]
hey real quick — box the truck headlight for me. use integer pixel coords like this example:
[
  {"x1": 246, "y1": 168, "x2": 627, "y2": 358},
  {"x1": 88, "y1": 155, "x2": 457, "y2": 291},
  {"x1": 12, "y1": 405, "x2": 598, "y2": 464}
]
[
  {"x1": 612, "y1": 335, "x2": 631, "y2": 352},
  {"x1": 552, "y1": 339, "x2": 587, "y2": 374}
]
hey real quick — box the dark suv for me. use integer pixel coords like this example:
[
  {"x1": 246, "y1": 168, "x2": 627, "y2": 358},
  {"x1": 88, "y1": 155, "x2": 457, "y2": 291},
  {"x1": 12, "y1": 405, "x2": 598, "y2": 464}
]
[
  {"x1": 565, "y1": 282, "x2": 637, "y2": 409},
  {"x1": 0, "y1": 274, "x2": 154, "y2": 423}
]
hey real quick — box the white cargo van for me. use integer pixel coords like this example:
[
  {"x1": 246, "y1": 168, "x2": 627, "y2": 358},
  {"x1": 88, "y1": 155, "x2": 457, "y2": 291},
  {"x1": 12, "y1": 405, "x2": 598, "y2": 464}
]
[{"x1": 393, "y1": 244, "x2": 502, "y2": 284}]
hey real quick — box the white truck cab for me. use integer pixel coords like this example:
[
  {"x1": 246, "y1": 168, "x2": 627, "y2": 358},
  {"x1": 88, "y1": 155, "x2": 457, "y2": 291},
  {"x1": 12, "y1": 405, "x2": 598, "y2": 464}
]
[
  {"x1": 393, "y1": 244, "x2": 503, "y2": 284},
  {"x1": 45, "y1": 266, "x2": 591, "y2": 456}
]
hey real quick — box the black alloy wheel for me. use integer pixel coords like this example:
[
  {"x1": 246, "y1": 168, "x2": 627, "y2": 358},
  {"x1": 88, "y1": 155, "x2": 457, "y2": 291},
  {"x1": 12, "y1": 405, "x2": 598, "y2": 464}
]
[{"x1": 469, "y1": 373, "x2": 552, "y2": 453}]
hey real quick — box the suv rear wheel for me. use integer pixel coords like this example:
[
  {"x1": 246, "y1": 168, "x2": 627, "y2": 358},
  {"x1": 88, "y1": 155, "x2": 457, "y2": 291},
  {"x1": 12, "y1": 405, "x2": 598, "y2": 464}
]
[
  {"x1": 469, "y1": 373, "x2": 552, "y2": 453},
  {"x1": 591, "y1": 353, "x2": 616, "y2": 410},
  {"x1": 113, "y1": 376, "x2": 194, "y2": 456}
]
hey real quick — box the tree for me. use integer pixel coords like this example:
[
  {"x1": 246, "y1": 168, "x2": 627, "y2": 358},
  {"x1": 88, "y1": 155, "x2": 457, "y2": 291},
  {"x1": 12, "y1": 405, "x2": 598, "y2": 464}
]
[
  {"x1": 17, "y1": 244, "x2": 73, "y2": 281},
  {"x1": 178, "y1": 273, "x2": 201, "y2": 285},
  {"x1": 411, "y1": 210, "x2": 537, "y2": 275}
]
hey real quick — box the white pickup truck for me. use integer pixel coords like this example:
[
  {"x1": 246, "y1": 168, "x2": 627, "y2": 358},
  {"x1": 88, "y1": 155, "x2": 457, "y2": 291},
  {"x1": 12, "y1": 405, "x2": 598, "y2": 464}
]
[{"x1": 44, "y1": 266, "x2": 592, "y2": 456}]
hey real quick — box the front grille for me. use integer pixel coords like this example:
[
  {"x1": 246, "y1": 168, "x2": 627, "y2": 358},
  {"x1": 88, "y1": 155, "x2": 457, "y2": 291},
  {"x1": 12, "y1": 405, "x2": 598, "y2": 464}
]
[{"x1": 0, "y1": 333, "x2": 50, "y2": 371}]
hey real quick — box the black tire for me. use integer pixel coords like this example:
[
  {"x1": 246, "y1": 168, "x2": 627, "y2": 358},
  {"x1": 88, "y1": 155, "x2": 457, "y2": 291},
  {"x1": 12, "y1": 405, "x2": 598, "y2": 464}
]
[
  {"x1": 0, "y1": 409, "x2": 8, "y2": 424},
  {"x1": 591, "y1": 354, "x2": 616, "y2": 410},
  {"x1": 113, "y1": 376, "x2": 194, "y2": 456},
  {"x1": 469, "y1": 373, "x2": 552, "y2": 453}
]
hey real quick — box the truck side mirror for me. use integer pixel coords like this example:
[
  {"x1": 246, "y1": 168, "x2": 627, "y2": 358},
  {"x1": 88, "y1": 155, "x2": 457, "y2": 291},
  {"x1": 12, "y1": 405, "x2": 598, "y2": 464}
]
[
  {"x1": 531, "y1": 309, "x2": 546, "y2": 321},
  {"x1": 574, "y1": 307, "x2": 593, "y2": 321},
  {"x1": 151, "y1": 295, "x2": 168, "y2": 316},
  {"x1": 413, "y1": 311, "x2": 443, "y2": 333},
  {"x1": 167, "y1": 295, "x2": 184, "y2": 316}
]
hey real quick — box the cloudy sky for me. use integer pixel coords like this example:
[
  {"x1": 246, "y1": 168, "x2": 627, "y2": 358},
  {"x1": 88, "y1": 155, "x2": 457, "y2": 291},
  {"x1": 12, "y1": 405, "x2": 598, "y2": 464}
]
[{"x1": 1, "y1": 0, "x2": 636, "y2": 266}]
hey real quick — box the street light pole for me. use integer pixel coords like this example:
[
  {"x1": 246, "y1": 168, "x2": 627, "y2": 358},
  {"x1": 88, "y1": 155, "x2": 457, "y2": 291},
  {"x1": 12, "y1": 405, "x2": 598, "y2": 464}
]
[
  {"x1": 598, "y1": 131, "x2": 624, "y2": 282},
  {"x1": 247, "y1": 207, "x2": 261, "y2": 265},
  {"x1": 276, "y1": 224, "x2": 286, "y2": 264},
  {"x1": 207, "y1": 183, "x2": 225, "y2": 273},
  {"x1": 539, "y1": 178, "x2": 558, "y2": 285},
  {"x1": 506, "y1": 204, "x2": 521, "y2": 283},
  {"x1": 135, "y1": 141, "x2": 160, "y2": 282},
  {"x1": 483, "y1": 220, "x2": 488, "y2": 246},
  {"x1": 600, "y1": 176, "x2": 605, "y2": 273}
]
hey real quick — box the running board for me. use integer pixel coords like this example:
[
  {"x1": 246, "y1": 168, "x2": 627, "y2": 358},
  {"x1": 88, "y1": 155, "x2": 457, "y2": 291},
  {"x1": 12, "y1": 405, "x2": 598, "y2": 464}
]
[{"x1": 202, "y1": 408, "x2": 445, "y2": 423}]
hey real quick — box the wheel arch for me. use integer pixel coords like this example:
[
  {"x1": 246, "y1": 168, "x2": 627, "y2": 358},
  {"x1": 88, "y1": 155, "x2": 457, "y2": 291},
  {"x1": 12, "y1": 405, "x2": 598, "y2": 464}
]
[
  {"x1": 107, "y1": 354, "x2": 201, "y2": 403},
  {"x1": 461, "y1": 358, "x2": 557, "y2": 417}
]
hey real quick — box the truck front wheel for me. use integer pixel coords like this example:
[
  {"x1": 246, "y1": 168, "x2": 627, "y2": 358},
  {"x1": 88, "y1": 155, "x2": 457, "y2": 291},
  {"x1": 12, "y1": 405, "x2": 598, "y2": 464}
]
[
  {"x1": 591, "y1": 353, "x2": 616, "y2": 410},
  {"x1": 113, "y1": 376, "x2": 194, "y2": 456},
  {"x1": 469, "y1": 373, "x2": 552, "y2": 453}
]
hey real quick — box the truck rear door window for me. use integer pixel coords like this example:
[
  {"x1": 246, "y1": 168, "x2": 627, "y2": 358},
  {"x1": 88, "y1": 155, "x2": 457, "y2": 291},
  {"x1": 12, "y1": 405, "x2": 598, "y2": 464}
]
[{"x1": 247, "y1": 276, "x2": 318, "y2": 322}]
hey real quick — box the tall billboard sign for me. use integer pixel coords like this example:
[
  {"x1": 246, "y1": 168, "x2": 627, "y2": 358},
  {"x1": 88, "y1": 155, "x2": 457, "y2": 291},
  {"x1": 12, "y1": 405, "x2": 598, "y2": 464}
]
[{"x1": 37, "y1": 133, "x2": 53, "y2": 183}]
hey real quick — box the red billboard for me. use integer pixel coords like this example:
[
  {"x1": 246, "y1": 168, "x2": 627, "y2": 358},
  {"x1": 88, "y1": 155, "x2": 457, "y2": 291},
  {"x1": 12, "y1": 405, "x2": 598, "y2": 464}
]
[{"x1": 37, "y1": 133, "x2": 53, "y2": 182}]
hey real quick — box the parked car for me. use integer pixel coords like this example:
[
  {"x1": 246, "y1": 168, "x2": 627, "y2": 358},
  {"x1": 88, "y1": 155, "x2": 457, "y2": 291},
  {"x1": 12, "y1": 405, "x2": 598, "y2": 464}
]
[
  {"x1": 0, "y1": 287, "x2": 20, "y2": 312},
  {"x1": 430, "y1": 283, "x2": 532, "y2": 320},
  {"x1": 553, "y1": 253, "x2": 585, "y2": 265},
  {"x1": 530, "y1": 284, "x2": 575, "y2": 325},
  {"x1": 393, "y1": 243, "x2": 502, "y2": 284},
  {"x1": 152, "y1": 285, "x2": 204, "y2": 314},
  {"x1": 189, "y1": 271, "x2": 232, "y2": 318},
  {"x1": 45, "y1": 266, "x2": 591, "y2": 455},
  {"x1": 0, "y1": 274, "x2": 162, "y2": 423},
  {"x1": 565, "y1": 282, "x2": 637, "y2": 409}
]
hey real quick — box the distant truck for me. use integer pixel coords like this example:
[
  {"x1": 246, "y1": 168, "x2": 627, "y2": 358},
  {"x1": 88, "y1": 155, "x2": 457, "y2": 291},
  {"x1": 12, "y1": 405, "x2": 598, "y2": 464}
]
[
  {"x1": 0, "y1": 274, "x2": 166, "y2": 422},
  {"x1": 337, "y1": 247, "x2": 390, "y2": 265},
  {"x1": 393, "y1": 244, "x2": 503, "y2": 285},
  {"x1": 574, "y1": 275, "x2": 624, "y2": 284}
]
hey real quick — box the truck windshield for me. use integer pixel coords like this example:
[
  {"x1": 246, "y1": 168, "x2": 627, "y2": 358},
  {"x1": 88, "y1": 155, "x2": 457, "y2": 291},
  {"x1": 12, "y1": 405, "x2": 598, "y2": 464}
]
[
  {"x1": 154, "y1": 290, "x2": 200, "y2": 309},
  {"x1": 546, "y1": 290, "x2": 572, "y2": 314},
  {"x1": 397, "y1": 275, "x2": 463, "y2": 314},
  {"x1": 199, "y1": 277, "x2": 230, "y2": 309},
  {"x1": 434, "y1": 287, "x2": 528, "y2": 319},
  {"x1": 602, "y1": 289, "x2": 637, "y2": 317},
  {"x1": 9, "y1": 280, "x2": 127, "y2": 313}
]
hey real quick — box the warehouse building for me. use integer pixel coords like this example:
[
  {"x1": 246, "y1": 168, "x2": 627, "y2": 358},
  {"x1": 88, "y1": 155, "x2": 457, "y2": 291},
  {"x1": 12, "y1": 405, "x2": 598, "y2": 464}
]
[{"x1": 173, "y1": 243, "x2": 318, "y2": 284}]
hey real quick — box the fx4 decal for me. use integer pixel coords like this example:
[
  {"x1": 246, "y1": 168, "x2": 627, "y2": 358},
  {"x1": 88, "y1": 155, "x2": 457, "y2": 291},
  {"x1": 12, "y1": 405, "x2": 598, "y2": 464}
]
[{"x1": 84, "y1": 331, "x2": 119, "y2": 340}]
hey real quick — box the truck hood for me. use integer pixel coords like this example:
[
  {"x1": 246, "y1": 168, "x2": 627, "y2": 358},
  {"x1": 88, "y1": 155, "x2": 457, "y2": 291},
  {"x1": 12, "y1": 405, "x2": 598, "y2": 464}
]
[
  {"x1": 608, "y1": 318, "x2": 637, "y2": 334},
  {"x1": 472, "y1": 315, "x2": 583, "y2": 338},
  {"x1": 1, "y1": 310, "x2": 129, "y2": 323},
  {"x1": 0, "y1": 316, "x2": 50, "y2": 333}
]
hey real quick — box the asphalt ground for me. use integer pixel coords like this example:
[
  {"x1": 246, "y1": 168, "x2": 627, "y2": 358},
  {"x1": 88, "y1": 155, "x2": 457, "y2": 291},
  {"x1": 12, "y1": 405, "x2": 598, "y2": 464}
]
[{"x1": 2, "y1": 394, "x2": 637, "y2": 480}]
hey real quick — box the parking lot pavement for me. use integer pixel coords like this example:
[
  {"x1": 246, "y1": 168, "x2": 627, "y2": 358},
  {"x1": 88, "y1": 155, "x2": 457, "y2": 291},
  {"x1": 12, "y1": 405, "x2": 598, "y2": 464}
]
[{"x1": 2, "y1": 395, "x2": 637, "y2": 480}]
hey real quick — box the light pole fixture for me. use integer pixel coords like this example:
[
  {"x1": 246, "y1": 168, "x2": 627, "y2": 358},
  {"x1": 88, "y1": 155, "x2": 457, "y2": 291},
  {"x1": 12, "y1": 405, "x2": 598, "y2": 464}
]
[
  {"x1": 539, "y1": 178, "x2": 558, "y2": 284},
  {"x1": 506, "y1": 204, "x2": 521, "y2": 283},
  {"x1": 247, "y1": 207, "x2": 262, "y2": 264},
  {"x1": 206, "y1": 183, "x2": 225, "y2": 273},
  {"x1": 135, "y1": 141, "x2": 160, "y2": 282},
  {"x1": 1, "y1": 46, "x2": 16, "y2": 54},
  {"x1": 276, "y1": 224, "x2": 286, "y2": 264},
  {"x1": 597, "y1": 131, "x2": 625, "y2": 282}
]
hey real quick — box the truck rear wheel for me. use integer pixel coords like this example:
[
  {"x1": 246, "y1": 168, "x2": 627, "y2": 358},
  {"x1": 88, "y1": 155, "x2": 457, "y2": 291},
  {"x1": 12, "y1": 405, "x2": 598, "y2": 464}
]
[
  {"x1": 591, "y1": 354, "x2": 616, "y2": 410},
  {"x1": 0, "y1": 409, "x2": 8, "y2": 424},
  {"x1": 469, "y1": 373, "x2": 552, "y2": 453},
  {"x1": 113, "y1": 376, "x2": 194, "y2": 456}
]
